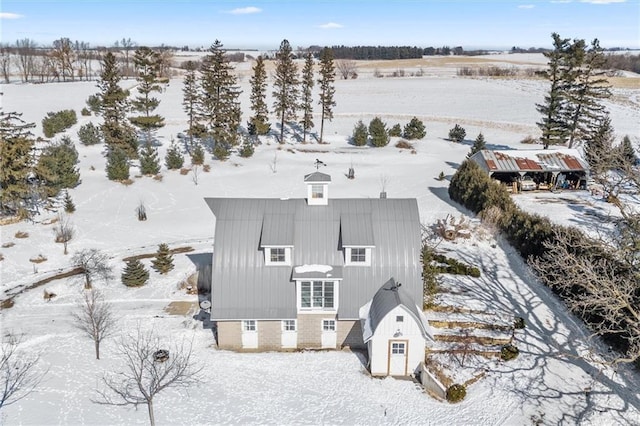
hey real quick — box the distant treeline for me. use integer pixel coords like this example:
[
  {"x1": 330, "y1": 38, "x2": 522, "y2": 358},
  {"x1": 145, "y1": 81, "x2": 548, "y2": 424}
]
[
  {"x1": 603, "y1": 53, "x2": 640, "y2": 74},
  {"x1": 326, "y1": 45, "x2": 498, "y2": 60}
]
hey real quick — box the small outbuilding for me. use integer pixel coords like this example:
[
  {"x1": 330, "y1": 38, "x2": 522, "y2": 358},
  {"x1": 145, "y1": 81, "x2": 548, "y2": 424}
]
[{"x1": 360, "y1": 279, "x2": 432, "y2": 377}]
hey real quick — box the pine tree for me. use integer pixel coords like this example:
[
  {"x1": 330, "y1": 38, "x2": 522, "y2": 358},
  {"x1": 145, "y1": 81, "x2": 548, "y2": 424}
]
[
  {"x1": 537, "y1": 33, "x2": 571, "y2": 149},
  {"x1": 151, "y1": 243, "x2": 174, "y2": 274},
  {"x1": 369, "y1": 117, "x2": 389, "y2": 147},
  {"x1": 389, "y1": 124, "x2": 402, "y2": 137},
  {"x1": 35, "y1": 135, "x2": 80, "y2": 197},
  {"x1": 300, "y1": 52, "x2": 315, "y2": 143},
  {"x1": 352, "y1": 120, "x2": 368, "y2": 146},
  {"x1": 97, "y1": 52, "x2": 136, "y2": 158},
  {"x1": 272, "y1": 39, "x2": 299, "y2": 143},
  {"x1": 200, "y1": 40, "x2": 242, "y2": 147},
  {"x1": 618, "y1": 135, "x2": 636, "y2": 167},
  {"x1": 63, "y1": 191, "x2": 76, "y2": 213},
  {"x1": 448, "y1": 124, "x2": 466, "y2": 142},
  {"x1": 248, "y1": 56, "x2": 270, "y2": 136},
  {"x1": 403, "y1": 117, "x2": 426, "y2": 140},
  {"x1": 106, "y1": 148, "x2": 130, "y2": 181},
  {"x1": 563, "y1": 38, "x2": 611, "y2": 148},
  {"x1": 583, "y1": 115, "x2": 614, "y2": 174},
  {"x1": 317, "y1": 47, "x2": 336, "y2": 144},
  {"x1": 182, "y1": 60, "x2": 202, "y2": 145},
  {"x1": 467, "y1": 133, "x2": 487, "y2": 158},
  {"x1": 121, "y1": 258, "x2": 149, "y2": 287},
  {"x1": 129, "y1": 47, "x2": 165, "y2": 144},
  {"x1": 77, "y1": 122, "x2": 103, "y2": 145},
  {"x1": 0, "y1": 110, "x2": 35, "y2": 216},
  {"x1": 191, "y1": 142, "x2": 204, "y2": 165},
  {"x1": 138, "y1": 141, "x2": 160, "y2": 175},
  {"x1": 165, "y1": 139, "x2": 184, "y2": 170},
  {"x1": 239, "y1": 139, "x2": 255, "y2": 158}
]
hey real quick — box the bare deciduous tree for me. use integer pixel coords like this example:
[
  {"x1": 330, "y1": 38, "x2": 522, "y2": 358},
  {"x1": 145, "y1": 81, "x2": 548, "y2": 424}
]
[
  {"x1": 94, "y1": 326, "x2": 201, "y2": 426},
  {"x1": 0, "y1": 333, "x2": 47, "y2": 409},
  {"x1": 15, "y1": 38, "x2": 37, "y2": 83},
  {"x1": 71, "y1": 289, "x2": 116, "y2": 360},
  {"x1": 71, "y1": 248, "x2": 113, "y2": 289},
  {"x1": 54, "y1": 214, "x2": 74, "y2": 255},
  {"x1": 336, "y1": 59, "x2": 357, "y2": 80},
  {"x1": 0, "y1": 44, "x2": 11, "y2": 83}
]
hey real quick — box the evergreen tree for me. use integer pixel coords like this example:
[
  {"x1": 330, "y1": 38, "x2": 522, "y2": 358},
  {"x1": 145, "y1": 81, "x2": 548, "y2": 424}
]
[
  {"x1": 200, "y1": 40, "x2": 242, "y2": 147},
  {"x1": 63, "y1": 191, "x2": 75, "y2": 213},
  {"x1": 151, "y1": 243, "x2": 174, "y2": 274},
  {"x1": 299, "y1": 52, "x2": 315, "y2": 143},
  {"x1": 563, "y1": 38, "x2": 611, "y2": 148},
  {"x1": 467, "y1": 132, "x2": 487, "y2": 158},
  {"x1": 618, "y1": 135, "x2": 636, "y2": 167},
  {"x1": 272, "y1": 39, "x2": 299, "y2": 143},
  {"x1": 402, "y1": 117, "x2": 426, "y2": 140},
  {"x1": 129, "y1": 47, "x2": 165, "y2": 144},
  {"x1": 97, "y1": 52, "x2": 136, "y2": 158},
  {"x1": 239, "y1": 139, "x2": 255, "y2": 158},
  {"x1": 317, "y1": 47, "x2": 336, "y2": 144},
  {"x1": 106, "y1": 148, "x2": 130, "y2": 181},
  {"x1": 0, "y1": 110, "x2": 35, "y2": 216},
  {"x1": 138, "y1": 141, "x2": 160, "y2": 175},
  {"x1": 121, "y1": 258, "x2": 149, "y2": 287},
  {"x1": 369, "y1": 117, "x2": 389, "y2": 147},
  {"x1": 537, "y1": 33, "x2": 571, "y2": 149},
  {"x1": 35, "y1": 136, "x2": 80, "y2": 197},
  {"x1": 448, "y1": 124, "x2": 466, "y2": 142},
  {"x1": 182, "y1": 60, "x2": 202, "y2": 145},
  {"x1": 352, "y1": 120, "x2": 368, "y2": 146},
  {"x1": 248, "y1": 56, "x2": 270, "y2": 136},
  {"x1": 164, "y1": 139, "x2": 184, "y2": 170},
  {"x1": 389, "y1": 124, "x2": 402, "y2": 137},
  {"x1": 77, "y1": 122, "x2": 103, "y2": 145},
  {"x1": 213, "y1": 144, "x2": 230, "y2": 161},
  {"x1": 583, "y1": 114, "x2": 615, "y2": 174},
  {"x1": 191, "y1": 142, "x2": 205, "y2": 165}
]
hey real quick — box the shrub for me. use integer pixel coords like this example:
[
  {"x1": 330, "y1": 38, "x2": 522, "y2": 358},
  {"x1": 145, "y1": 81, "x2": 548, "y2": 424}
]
[
  {"x1": 35, "y1": 136, "x2": 80, "y2": 197},
  {"x1": 77, "y1": 122, "x2": 103, "y2": 145},
  {"x1": 42, "y1": 109, "x2": 77, "y2": 138},
  {"x1": 520, "y1": 135, "x2": 537, "y2": 145},
  {"x1": 500, "y1": 344, "x2": 519, "y2": 361},
  {"x1": 15, "y1": 231, "x2": 29, "y2": 238},
  {"x1": 352, "y1": 120, "x2": 368, "y2": 146},
  {"x1": 448, "y1": 124, "x2": 466, "y2": 142},
  {"x1": 151, "y1": 243, "x2": 174, "y2": 274},
  {"x1": 81, "y1": 107, "x2": 91, "y2": 116},
  {"x1": 514, "y1": 317, "x2": 526, "y2": 329},
  {"x1": 86, "y1": 94, "x2": 101, "y2": 114},
  {"x1": 63, "y1": 191, "x2": 76, "y2": 213},
  {"x1": 395, "y1": 140, "x2": 413, "y2": 150},
  {"x1": 121, "y1": 259, "x2": 149, "y2": 287},
  {"x1": 437, "y1": 171, "x2": 446, "y2": 181},
  {"x1": 213, "y1": 144, "x2": 230, "y2": 161},
  {"x1": 389, "y1": 123, "x2": 402, "y2": 137},
  {"x1": 403, "y1": 117, "x2": 426, "y2": 140},
  {"x1": 446, "y1": 384, "x2": 467, "y2": 403},
  {"x1": 239, "y1": 141, "x2": 255, "y2": 158},
  {"x1": 191, "y1": 143, "x2": 205, "y2": 165},
  {"x1": 165, "y1": 139, "x2": 185, "y2": 170},
  {"x1": 368, "y1": 117, "x2": 389, "y2": 147},
  {"x1": 106, "y1": 148, "x2": 130, "y2": 181}
]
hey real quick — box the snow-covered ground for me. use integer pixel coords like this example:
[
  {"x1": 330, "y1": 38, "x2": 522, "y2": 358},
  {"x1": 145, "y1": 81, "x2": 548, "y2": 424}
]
[{"x1": 1, "y1": 55, "x2": 639, "y2": 425}]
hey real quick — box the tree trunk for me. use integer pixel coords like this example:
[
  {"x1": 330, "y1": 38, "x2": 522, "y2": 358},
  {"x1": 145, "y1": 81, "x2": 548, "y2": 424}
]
[
  {"x1": 147, "y1": 400, "x2": 155, "y2": 426},
  {"x1": 319, "y1": 110, "x2": 326, "y2": 144},
  {"x1": 95, "y1": 339, "x2": 100, "y2": 360},
  {"x1": 280, "y1": 108, "x2": 285, "y2": 144}
]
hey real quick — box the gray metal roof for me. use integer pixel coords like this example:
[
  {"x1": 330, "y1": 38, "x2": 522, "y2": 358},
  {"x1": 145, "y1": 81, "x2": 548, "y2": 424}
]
[
  {"x1": 205, "y1": 197, "x2": 422, "y2": 320},
  {"x1": 304, "y1": 172, "x2": 332, "y2": 182},
  {"x1": 470, "y1": 149, "x2": 588, "y2": 174},
  {"x1": 340, "y1": 213, "x2": 375, "y2": 246},
  {"x1": 363, "y1": 278, "x2": 430, "y2": 342},
  {"x1": 261, "y1": 213, "x2": 294, "y2": 246}
]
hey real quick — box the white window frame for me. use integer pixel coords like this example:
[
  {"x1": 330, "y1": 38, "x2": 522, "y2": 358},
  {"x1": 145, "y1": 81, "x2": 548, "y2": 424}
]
[
  {"x1": 344, "y1": 247, "x2": 372, "y2": 266},
  {"x1": 322, "y1": 319, "x2": 336, "y2": 332},
  {"x1": 296, "y1": 280, "x2": 339, "y2": 312},
  {"x1": 282, "y1": 320, "x2": 297, "y2": 332},
  {"x1": 264, "y1": 246, "x2": 292, "y2": 266},
  {"x1": 243, "y1": 320, "x2": 257, "y2": 332}
]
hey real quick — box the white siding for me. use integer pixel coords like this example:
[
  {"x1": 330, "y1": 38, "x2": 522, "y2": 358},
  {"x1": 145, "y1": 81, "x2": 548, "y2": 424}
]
[{"x1": 368, "y1": 306, "x2": 426, "y2": 376}]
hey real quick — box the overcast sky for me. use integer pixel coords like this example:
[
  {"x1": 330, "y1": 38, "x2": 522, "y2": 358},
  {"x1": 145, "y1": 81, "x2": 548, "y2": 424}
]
[{"x1": 1, "y1": 0, "x2": 638, "y2": 50}]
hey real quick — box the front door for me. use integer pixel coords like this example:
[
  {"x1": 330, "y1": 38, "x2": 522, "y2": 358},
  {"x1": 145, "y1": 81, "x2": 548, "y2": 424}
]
[
  {"x1": 388, "y1": 340, "x2": 408, "y2": 376},
  {"x1": 321, "y1": 319, "x2": 337, "y2": 348}
]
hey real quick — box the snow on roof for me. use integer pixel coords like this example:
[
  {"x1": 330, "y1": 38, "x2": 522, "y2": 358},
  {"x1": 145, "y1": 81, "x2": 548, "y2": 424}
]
[{"x1": 294, "y1": 264, "x2": 333, "y2": 274}]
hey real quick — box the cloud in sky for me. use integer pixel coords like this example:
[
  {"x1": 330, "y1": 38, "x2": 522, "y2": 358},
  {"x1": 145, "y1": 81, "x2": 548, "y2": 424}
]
[
  {"x1": 227, "y1": 6, "x2": 262, "y2": 15},
  {"x1": 518, "y1": 4, "x2": 535, "y2": 8},
  {"x1": 318, "y1": 22, "x2": 343, "y2": 29},
  {"x1": 0, "y1": 12, "x2": 24, "y2": 19},
  {"x1": 581, "y1": 0, "x2": 626, "y2": 3}
]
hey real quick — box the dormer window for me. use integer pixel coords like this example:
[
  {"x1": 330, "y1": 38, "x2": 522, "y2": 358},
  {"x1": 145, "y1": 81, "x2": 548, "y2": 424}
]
[
  {"x1": 344, "y1": 247, "x2": 372, "y2": 266},
  {"x1": 264, "y1": 246, "x2": 292, "y2": 265}
]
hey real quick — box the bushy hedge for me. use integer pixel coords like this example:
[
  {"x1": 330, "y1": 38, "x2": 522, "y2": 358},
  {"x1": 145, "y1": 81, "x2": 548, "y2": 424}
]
[
  {"x1": 446, "y1": 384, "x2": 466, "y2": 403},
  {"x1": 42, "y1": 109, "x2": 77, "y2": 138}
]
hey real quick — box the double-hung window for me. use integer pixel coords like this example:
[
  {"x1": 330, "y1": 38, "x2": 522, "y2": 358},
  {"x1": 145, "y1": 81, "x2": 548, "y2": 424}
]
[{"x1": 300, "y1": 281, "x2": 335, "y2": 310}]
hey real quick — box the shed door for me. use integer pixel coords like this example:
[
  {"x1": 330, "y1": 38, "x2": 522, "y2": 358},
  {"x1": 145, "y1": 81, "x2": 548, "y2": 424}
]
[{"x1": 388, "y1": 340, "x2": 408, "y2": 376}]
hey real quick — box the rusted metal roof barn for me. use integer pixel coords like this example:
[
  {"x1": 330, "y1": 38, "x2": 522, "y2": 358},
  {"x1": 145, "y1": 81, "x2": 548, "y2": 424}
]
[{"x1": 469, "y1": 149, "x2": 589, "y2": 176}]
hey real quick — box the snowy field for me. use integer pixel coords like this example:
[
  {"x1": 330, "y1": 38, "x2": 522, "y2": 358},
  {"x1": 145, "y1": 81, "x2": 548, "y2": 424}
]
[{"x1": 1, "y1": 54, "x2": 640, "y2": 425}]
